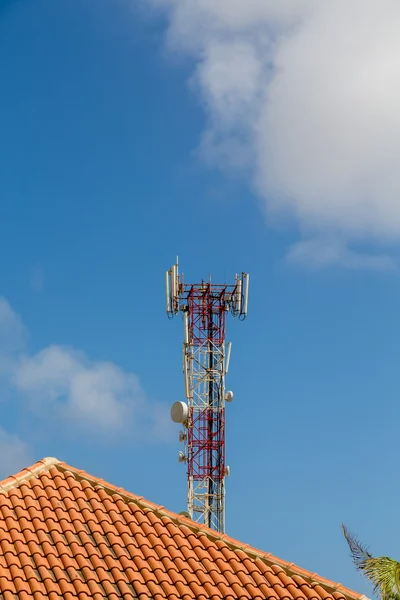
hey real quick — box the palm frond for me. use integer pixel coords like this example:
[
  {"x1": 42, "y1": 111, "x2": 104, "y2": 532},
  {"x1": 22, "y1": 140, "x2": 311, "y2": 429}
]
[
  {"x1": 342, "y1": 524, "x2": 400, "y2": 600},
  {"x1": 342, "y1": 524, "x2": 372, "y2": 570}
]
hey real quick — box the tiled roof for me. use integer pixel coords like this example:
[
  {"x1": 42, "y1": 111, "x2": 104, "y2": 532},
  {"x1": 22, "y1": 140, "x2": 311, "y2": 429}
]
[{"x1": 0, "y1": 457, "x2": 365, "y2": 600}]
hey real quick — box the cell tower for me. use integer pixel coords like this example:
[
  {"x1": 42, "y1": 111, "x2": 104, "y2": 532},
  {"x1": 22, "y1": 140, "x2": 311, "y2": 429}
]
[{"x1": 166, "y1": 258, "x2": 249, "y2": 534}]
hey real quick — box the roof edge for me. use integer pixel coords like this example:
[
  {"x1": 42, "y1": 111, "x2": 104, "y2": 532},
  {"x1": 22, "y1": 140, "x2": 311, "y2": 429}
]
[
  {"x1": 53, "y1": 461, "x2": 363, "y2": 600},
  {"x1": 0, "y1": 457, "x2": 60, "y2": 493}
]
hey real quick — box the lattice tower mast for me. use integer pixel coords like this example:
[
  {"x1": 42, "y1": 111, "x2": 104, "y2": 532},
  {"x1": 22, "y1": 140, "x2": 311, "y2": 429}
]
[{"x1": 166, "y1": 259, "x2": 249, "y2": 534}]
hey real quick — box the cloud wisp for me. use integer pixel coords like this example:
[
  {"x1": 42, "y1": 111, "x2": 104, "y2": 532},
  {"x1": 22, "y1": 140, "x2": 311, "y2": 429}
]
[
  {"x1": 147, "y1": 0, "x2": 400, "y2": 268},
  {"x1": 0, "y1": 427, "x2": 32, "y2": 479},
  {"x1": 30, "y1": 264, "x2": 45, "y2": 293},
  {"x1": 286, "y1": 238, "x2": 398, "y2": 271}
]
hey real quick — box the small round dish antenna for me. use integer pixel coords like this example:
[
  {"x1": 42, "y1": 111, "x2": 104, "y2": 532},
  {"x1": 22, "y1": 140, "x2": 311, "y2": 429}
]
[
  {"x1": 178, "y1": 451, "x2": 187, "y2": 463},
  {"x1": 225, "y1": 390, "x2": 234, "y2": 403}
]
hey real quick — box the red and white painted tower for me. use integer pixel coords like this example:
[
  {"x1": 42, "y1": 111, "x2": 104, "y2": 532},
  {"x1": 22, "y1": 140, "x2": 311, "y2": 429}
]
[{"x1": 166, "y1": 259, "x2": 249, "y2": 533}]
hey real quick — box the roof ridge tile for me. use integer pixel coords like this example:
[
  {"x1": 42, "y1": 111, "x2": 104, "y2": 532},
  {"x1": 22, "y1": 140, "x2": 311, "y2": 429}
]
[{"x1": 0, "y1": 458, "x2": 60, "y2": 493}]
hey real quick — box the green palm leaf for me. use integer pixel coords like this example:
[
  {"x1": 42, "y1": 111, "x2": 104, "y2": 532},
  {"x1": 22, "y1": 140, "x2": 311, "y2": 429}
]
[{"x1": 342, "y1": 524, "x2": 400, "y2": 600}]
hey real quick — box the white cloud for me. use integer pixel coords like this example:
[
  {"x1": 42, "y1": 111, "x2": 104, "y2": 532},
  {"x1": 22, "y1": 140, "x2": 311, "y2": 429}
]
[
  {"x1": 13, "y1": 345, "x2": 145, "y2": 431},
  {"x1": 147, "y1": 0, "x2": 400, "y2": 265},
  {"x1": 0, "y1": 296, "x2": 167, "y2": 438},
  {"x1": 0, "y1": 428, "x2": 32, "y2": 479}
]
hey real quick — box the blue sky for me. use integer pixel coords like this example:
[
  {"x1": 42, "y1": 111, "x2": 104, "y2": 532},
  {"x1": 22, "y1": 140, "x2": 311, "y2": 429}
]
[{"x1": 1, "y1": 0, "x2": 400, "y2": 596}]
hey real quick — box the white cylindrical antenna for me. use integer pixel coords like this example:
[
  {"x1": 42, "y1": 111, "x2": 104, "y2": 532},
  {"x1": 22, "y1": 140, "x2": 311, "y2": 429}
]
[
  {"x1": 236, "y1": 278, "x2": 242, "y2": 314},
  {"x1": 166, "y1": 270, "x2": 171, "y2": 313},
  {"x1": 177, "y1": 263, "x2": 180, "y2": 295},
  {"x1": 184, "y1": 371, "x2": 190, "y2": 398},
  {"x1": 171, "y1": 265, "x2": 177, "y2": 308},
  {"x1": 242, "y1": 273, "x2": 249, "y2": 315},
  {"x1": 184, "y1": 358, "x2": 190, "y2": 399},
  {"x1": 184, "y1": 311, "x2": 189, "y2": 344},
  {"x1": 225, "y1": 342, "x2": 232, "y2": 374}
]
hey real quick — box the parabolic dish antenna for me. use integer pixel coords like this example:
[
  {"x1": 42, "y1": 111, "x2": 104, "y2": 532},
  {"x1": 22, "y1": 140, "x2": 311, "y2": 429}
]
[{"x1": 170, "y1": 401, "x2": 188, "y2": 424}]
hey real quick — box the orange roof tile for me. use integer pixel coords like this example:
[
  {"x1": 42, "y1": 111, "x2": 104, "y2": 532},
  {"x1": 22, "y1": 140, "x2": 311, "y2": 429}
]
[{"x1": 0, "y1": 457, "x2": 366, "y2": 600}]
